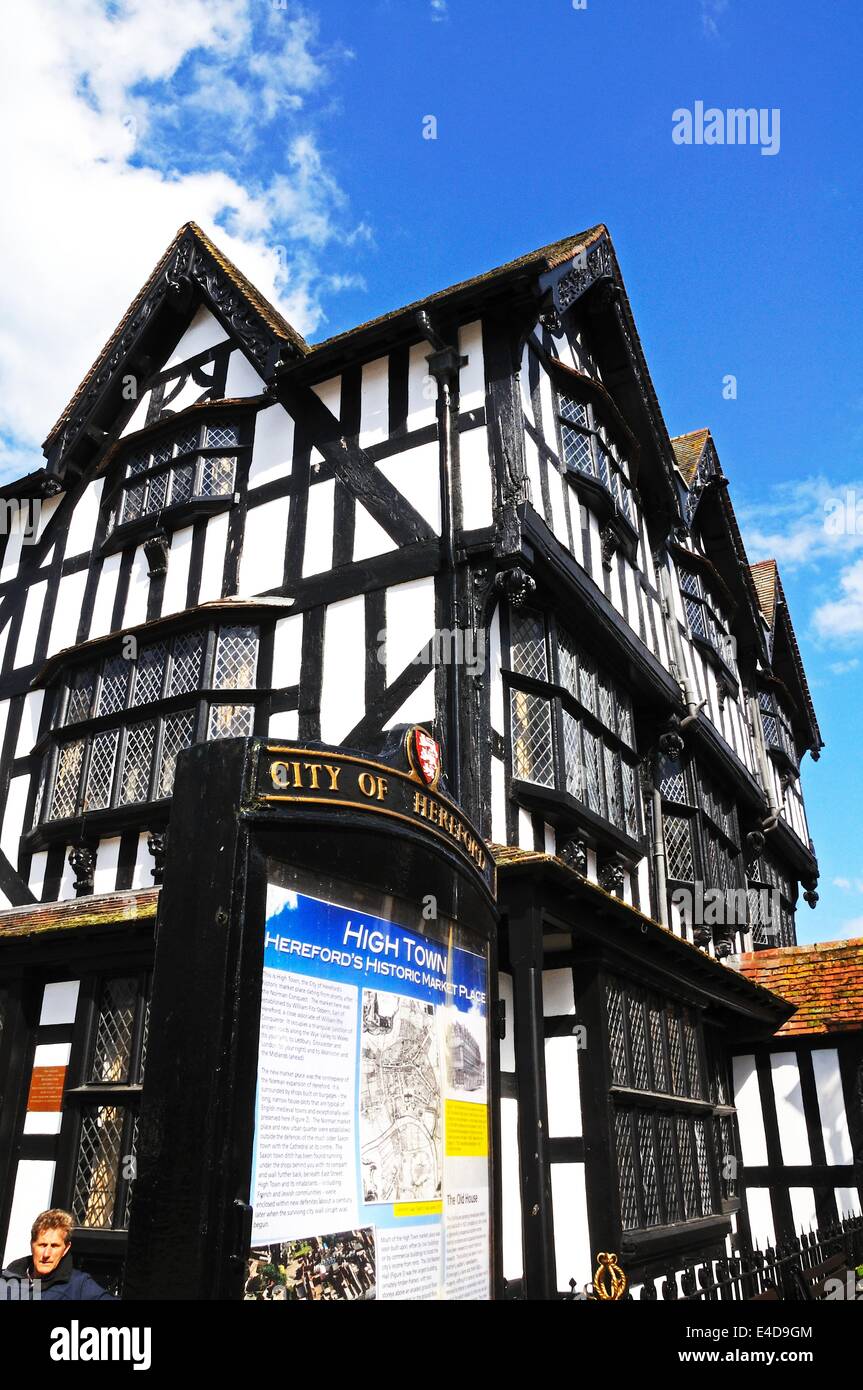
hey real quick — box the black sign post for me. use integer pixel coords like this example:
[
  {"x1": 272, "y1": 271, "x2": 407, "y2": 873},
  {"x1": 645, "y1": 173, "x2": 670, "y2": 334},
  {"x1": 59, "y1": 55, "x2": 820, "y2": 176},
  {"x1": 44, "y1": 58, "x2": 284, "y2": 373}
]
[{"x1": 123, "y1": 733, "x2": 499, "y2": 1301}]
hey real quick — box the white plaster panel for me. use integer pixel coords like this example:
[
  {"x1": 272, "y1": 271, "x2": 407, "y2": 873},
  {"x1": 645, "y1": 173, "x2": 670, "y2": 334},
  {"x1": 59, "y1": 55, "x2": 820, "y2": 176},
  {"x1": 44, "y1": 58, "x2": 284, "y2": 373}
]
[
  {"x1": 122, "y1": 546, "x2": 151, "y2": 631},
  {"x1": 240, "y1": 496, "x2": 290, "y2": 596},
  {"x1": 302, "y1": 478, "x2": 335, "y2": 577},
  {"x1": 834, "y1": 1187, "x2": 862, "y2": 1218},
  {"x1": 745, "y1": 1187, "x2": 776, "y2": 1250},
  {"x1": 788, "y1": 1187, "x2": 817, "y2": 1235},
  {"x1": 458, "y1": 320, "x2": 486, "y2": 412},
  {"x1": 378, "y1": 442, "x2": 441, "y2": 533},
  {"x1": 385, "y1": 577, "x2": 435, "y2": 686},
  {"x1": 320, "y1": 594, "x2": 367, "y2": 744},
  {"x1": 131, "y1": 833, "x2": 152, "y2": 889},
  {"x1": 15, "y1": 581, "x2": 47, "y2": 667},
  {"x1": 93, "y1": 837, "x2": 121, "y2": 896},
  {"x1": 225, "y1": 348, "x2": 264, "y2": 398},
  {"x1": 0, "y1": 522, "x2": 23, "y2": 581},
  {"x1": 47, "y1": 568, "x2": 88, "y2": 657},
  {"x1": 500, "y1": 1097, "x2": 523, "y2": 1281},
  {"x1": 491, "y1": 755, "x2": 506, "y2": 845},
  {"x1": 551, "y1": 1163, "x2": 591, "y2": 1293},
  {"x1": 271, "y1": 613, "x2": 303, "y2": 689},
  {"x1": 383, "y1": 670, "x2": 435, "y2": 729},
  {"x1": 359, "y1": 356, "x2": 389, "y2": 447},
  {"x1": 1, "y1": 775, "x2": 29, "y2": 863},
  {"x1": 543, "y1": 968, "x2": 576, "y2": 1017},
  {"x1": 353, "y1": 502, "x2": 396, "y2": 563},
  {"x1": 39, "y1": 981, "x2": 80, "y2": 1027},
  {"x1": 518, "y1": 807, "x2": 534, "y2": 850},
  {"x1": 489, "y1": 605, "x2": 504, "y2": 735},
  {"x1": 771, "y1": 1052, "x2": 812, "y2": 1166},
  {"x1": 812, "y1": 1048, "x2": 854, "y2": 1165},
  {"x1": 545, "y1": 1036, "x2": 583, "y2": 1139},
  {"x1": 459, "y1": 426, "x2": 493, "y2": 530},
  {"x1": 407, "y1": 341, "x2": 436, "y2": 431},
  {"x1": 160, "y1": 526, "x2": 194, "y2": 616},
  {"x1": 732, "y1": 1054, "x2": 769, "y2": 1166},
  {"x1": 249, "y1": 404, "x2": 294, "y2": 488},
  {"x1": 164, "y1": 306, "x2": 229, "y2": 369},
  {"x1": 88, "y1": 554, "x2": 121, "y2": 638},
  {"x1": 15, "y1": 691, "x2": 44, "y2": 758},
  {"x1": 198, "y1": 512, "x2": 229, "y2": 604},
  {"x1": 28, "y1": 850, "x2": 48, "y2": 900},
  {"x1": 311, "y1": 376, "x2": 341, "y2": 419},
  {"x1": 268, "y1": 709, "x2": 299, "y2": 739}
]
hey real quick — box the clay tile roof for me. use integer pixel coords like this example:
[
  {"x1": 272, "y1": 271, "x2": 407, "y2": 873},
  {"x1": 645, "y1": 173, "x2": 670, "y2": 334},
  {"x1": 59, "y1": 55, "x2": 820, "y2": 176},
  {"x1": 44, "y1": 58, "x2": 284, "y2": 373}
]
[
  {"x1": 313, "y1": 225, "x2": 608, "y2": 349},
  {"x1": 750, "y1": 558, "x2": 779, "y2": 625},
  {"x1": 735, "y1": 938, "x2": 863, "y2": 1036},
  {"x1": 671, "y1": 429, "x2": 710, "y2": 485}
]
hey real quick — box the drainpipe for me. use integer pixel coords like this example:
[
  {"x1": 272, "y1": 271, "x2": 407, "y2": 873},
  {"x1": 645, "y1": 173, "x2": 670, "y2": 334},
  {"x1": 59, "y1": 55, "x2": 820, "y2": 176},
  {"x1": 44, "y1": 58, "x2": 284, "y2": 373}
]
[
  {"x1": 651, "y1": 782, "x2": 670, "y2": 930},
  {"x1": 748, "y1": 690, "x2": 782, "y2": 828},
  {"x1": 657, "y1": 559, "x2": 705, "y2": 723},
  {"x1": 416, "y1": 310, "x2": 467, "y2": 801}
]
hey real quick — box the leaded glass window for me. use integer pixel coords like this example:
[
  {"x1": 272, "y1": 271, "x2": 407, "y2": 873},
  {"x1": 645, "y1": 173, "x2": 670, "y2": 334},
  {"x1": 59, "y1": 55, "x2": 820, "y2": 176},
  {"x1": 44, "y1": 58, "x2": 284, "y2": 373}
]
[
  {"x1": 213, "y1": 625, "x2": 258, "y2": 690},
  {"x1": 555, "y1": 389, "x2": 636, "y2": 523},
  {"x1": 109, "y1": 415, "x2": 245, "y2": 536},
  {"x1": 208, "y1": 704, "x2": 255, "y2": 740},
  {"x1": 510, "y1": 691, "x2": 554, "y2": 787},
  {"x1": 606, "y1": 976, "x2": 730, "y2": 1233},
  {"x1": 676, "y1": 560, "x2": 735, "y2": 670}
]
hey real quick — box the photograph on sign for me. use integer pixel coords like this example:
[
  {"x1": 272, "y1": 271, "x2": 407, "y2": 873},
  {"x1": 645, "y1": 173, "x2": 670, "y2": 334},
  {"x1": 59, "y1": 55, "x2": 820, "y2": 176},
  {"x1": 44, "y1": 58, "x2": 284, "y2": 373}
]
[{"x1": 247, "y1": 871, "x2": 491, "y2": 1301}]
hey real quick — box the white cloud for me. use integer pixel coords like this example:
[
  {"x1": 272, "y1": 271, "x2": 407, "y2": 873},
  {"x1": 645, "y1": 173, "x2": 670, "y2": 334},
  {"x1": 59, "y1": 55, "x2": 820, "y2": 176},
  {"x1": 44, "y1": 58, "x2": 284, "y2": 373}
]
[
  {"x1": 700, "y1": 0, "x2": 729, "y2": 37},
  {"x1": 430, "y1": 0, "x2": 448, "y2": 19},
  {"x1": 0, "y1": 0, "x2": 364, "y2": 483},
  {"x1": 836, "y1": 916, "x2": 863, "y2": 940},
  {"x1": 829, "y1": 657, "x2": 860, "y2": 675},
  {"x1": 813, "y1": 558, "x2": 863, "y2": 640}
]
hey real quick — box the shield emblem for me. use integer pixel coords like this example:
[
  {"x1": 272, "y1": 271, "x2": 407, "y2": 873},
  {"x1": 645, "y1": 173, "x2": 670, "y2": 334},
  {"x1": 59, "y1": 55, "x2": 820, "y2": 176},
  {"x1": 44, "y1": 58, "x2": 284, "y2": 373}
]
[{"x1": 407, "y1": 727, "x2": 442, "y2": 789}]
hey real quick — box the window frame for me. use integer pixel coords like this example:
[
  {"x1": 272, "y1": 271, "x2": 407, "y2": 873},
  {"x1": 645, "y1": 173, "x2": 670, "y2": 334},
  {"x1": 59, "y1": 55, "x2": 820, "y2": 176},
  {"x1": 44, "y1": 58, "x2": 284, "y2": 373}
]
[
  {"x1": 658, "y1": 753, "x2": 747, "y2": 951},
  {"x1": 675, "y1": 556, "x2": 737, "y2": 681},
  {"x1": 757, "y1": 685, "x2": 798, "y2": 772},
  {"x1": 505, "y1": 606, "x2": 643, "y2": 850},
  {"x1": 552, "y1": 384, "x2": 639, "y2": 543},
  {"x1": 30, "y1": 620, "x2": 264, "y2": 841}
]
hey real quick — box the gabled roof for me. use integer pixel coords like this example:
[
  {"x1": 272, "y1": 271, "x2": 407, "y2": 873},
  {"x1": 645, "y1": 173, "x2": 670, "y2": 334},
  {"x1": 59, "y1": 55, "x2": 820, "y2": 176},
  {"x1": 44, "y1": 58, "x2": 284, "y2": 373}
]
[
  {"x1": 44, "y1": 221, "x2": 308, "y2": 474},
  {"x1": 750, "y1": 559, "x2": 778, "y2": 626},
  {"x1": 736, "y1": 938, "x2": 863, "y2": 1036},
  {"x1": 751, "y1": 559, "x2": 822, "y2": 751},
  {"x1": 671, "y1": 429, "x2": 710, "y2": 485}
]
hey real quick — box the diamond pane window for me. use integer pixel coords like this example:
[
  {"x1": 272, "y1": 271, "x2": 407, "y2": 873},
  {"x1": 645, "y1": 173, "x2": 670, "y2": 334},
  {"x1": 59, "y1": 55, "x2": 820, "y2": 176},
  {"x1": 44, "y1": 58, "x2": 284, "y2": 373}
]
[
  {"x1": 677, "y1": 1117, "x2": 700, "y2": 1220},
  {"x1": 170, "y1": 464, "x2": 194, "y2": 506},
  {"x1": 596, "y1": 447, "x2": 611, "y2": 489},
  {"x1": 147, "y1": 471, "x2": 169, "y2": 513},
  {"x1": 557, "y1": 629, "x2": 578, "y2": 700},
  {"x1": 664, "y1": 814, "x2": 695, "y2": 882},
  {"x1": 157, "y1": 708, "x2": 195, "y2": 796},
  {"x1": 509, "y1": 610, "x2": 547, "y2": 681},
  {"x1": 605, "y1": 743, "x2": 623, "y2": 828},
  {"x1": 122, "y1": 484, "x2": 147, "y2": 524},
  {"x1": 510, "y1": 690, "x2": 554, "y2": 786},
  {"x1": 627, "y1": 994, "x2": 649, "y2": 1090},
  {"x1": 617, "y1": 696, "x2": 633, "y2": 749},
  {"x1": 598, "y1": 673, "x2": 615, "y2": 733},
  {"x1": 636, "y1": 1112, "x2": 661, "y2": 1226},
  {"x1": 647, "y1": 999, "x2": 669, "y2": 1093},
  {"x1": 169, "y1": 631, "x2": 204, "y2": 696},
  {"x1": 50, "y1": 740, "x2": 84, "y2": 819},
  {"x1": 622, "y1": 761, "x2": 640, "y2": 839},
  {"x1": 151, "y1": 439, "x2": 172, "y2": 467},
  {"x1": 682, "y1": 1014, "x2": 702, "y2": 1099},
  {"x1": 559, "y1": 395, "x2": 589, "y2": 427},
  {"x1": 605, "y1": 980, "x2": 628, "y2": 1086},
  {"x1": 660, "y1": 760, "x2": 690, "y2": 805},
  {"x1": 561, "y1": 424, "x2": 593, "y2": 476},
  {"x1": 118, "y1": 723, "x2": 155, "y2": 804},
  {"x1": 667, "y1": 1010, "x2": 686, "y2": 1096},
  {"x1": 657, "y1": 1114, "x2": 681, "y2": 1223},
  {"x1": 578, "y1": 653, "x2": 597, "y2": 715},
  {"x1": 131, "y1": 642, "x2": 167, "y2": 707},
  {"x1": 615, "y1": 1110, "x2": 639, "y2": 1231},
  {"x1": 208, "y1": 704, "x2": 254, "y2": 740},
  {"x1": 83, "y1": 730, "x2": 118, "y2": 812},
  {"x1": 582, "y1": 726, "x2": 603, "y2": 815},
  {"x1": 214, "y1": 626, "x2": 258, "y2": 690},
  {"x1": 126, "y1": 451, "x2": 148, "y2": 478},
  {"x1": 98, "y1": 656, "x2": 130, "y2": 717},
  {"x1": 562, "y1": 710, "x2": 582, "y2": 799},
  {"x1": 198, "y1": 455, "x2": 235, "y2": 498},
  {"x1": 679, "y1": 568, "x2": 700, "y2": 597},
  {"x1": 693, "y1": 1118, "x2": 715, "y2": 1215},
  {"x1": 206, "y1": 421, "x2": 240, "y2": 449},
  {"x1": 73, "y1": 1106, "x2": 125, "y2": 1229},
  {"x1": 174, "y1": 427, "x2": 199, "y2": 456},
  {"x1": 91, "y1": 977, "x2": 137, "y2": 1083},
  {"x1": 66, "y1": 668, "x2": 96, "y2": 725}
]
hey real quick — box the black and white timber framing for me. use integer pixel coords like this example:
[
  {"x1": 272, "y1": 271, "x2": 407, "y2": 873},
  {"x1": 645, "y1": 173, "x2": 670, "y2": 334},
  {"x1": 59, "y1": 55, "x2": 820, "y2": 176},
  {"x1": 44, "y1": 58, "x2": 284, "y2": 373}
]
[{"x1": 0, "y1": 219, "x2": 857, "y2": 1297}]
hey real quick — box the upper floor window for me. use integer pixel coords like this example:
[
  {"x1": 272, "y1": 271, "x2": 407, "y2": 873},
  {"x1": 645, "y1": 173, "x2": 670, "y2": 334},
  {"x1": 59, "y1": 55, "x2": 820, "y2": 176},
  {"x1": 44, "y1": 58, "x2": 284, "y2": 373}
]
[
  {"x1": 107, "y1": 415, "x2": 248, "y2": 537},
  {"x1": 507, "y1": 608, "x2": 641, "y2": 842},
  {"x1": 747, "y1": 852, "x2": 796, "y2": 949},
  {"x1": 556, "y1": 390, "x2": 635, "y2": 527},
  {"x1": 757, "y1": 687, "x2": 797, "y2": 770},
  {"x1": 35, "y1": 623, "x2": 259, "y2": 826},
  {"x1": 677, "y1": 562, "x2": 735, "y2": 672},
  {"x1": 659, "y1": 754, "x2": 745, "y2": 950}
]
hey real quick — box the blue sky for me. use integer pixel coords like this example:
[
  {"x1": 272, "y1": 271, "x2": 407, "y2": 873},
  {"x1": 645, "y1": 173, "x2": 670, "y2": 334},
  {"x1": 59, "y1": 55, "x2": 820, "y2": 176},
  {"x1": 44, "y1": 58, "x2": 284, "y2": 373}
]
[{"x1": 3, "y1": 0, "x2": 861, "y2": 941}]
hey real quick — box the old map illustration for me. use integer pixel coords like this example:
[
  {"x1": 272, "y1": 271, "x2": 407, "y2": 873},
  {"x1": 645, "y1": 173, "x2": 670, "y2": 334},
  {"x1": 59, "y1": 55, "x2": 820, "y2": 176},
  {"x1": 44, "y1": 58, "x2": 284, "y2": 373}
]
[{"x1": 360, "y1": 990, "x2": 442, "y2": 1204}]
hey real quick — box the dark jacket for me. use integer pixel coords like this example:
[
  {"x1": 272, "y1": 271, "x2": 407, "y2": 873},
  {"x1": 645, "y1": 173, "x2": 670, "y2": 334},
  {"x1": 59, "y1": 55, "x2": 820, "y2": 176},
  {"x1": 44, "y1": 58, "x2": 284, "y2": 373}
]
[{"x1": 3, "y1": 1249, "x2": 117, "y2": 1300}]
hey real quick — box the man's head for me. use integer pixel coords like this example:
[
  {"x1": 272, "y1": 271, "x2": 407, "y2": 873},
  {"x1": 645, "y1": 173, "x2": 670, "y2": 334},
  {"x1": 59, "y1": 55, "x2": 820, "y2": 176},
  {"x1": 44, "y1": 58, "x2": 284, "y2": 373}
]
[{"x1": 29, "y1": 1210, "x2": 74, "y2": 1277}]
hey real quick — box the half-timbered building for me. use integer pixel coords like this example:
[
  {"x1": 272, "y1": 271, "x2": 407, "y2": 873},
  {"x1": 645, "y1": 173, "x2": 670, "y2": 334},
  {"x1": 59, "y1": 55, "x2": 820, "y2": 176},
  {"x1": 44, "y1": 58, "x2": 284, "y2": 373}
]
[{"x1": 0, "y1": 220, "x2": 858, "y2": 1297}]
